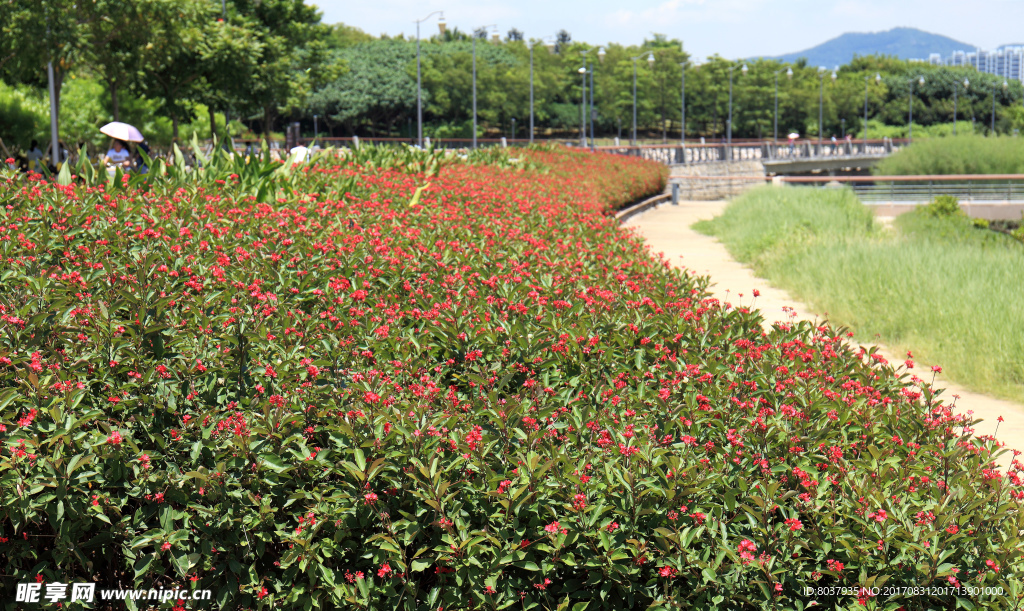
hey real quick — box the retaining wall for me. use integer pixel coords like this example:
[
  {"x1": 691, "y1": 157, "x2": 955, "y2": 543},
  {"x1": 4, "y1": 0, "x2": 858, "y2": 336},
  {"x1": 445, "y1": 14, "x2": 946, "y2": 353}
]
[{"x1": 670, "y1": 161, "x2": 766, "y2": 200}]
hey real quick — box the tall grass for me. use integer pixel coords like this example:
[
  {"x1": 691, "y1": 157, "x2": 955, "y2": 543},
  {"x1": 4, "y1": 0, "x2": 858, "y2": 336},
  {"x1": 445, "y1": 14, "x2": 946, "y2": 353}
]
[
  {"x1": 695, "y1": 185, "x2": 1024, "y2": 402},
  {"x1": 875, "y1": 134, "x2": 1024, "y2": 175}
]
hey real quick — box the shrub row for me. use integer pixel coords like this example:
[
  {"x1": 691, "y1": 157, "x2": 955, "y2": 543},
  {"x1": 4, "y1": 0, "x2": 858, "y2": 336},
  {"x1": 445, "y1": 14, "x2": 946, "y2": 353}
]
[{"x1": 0, "y1": 146, "x2": 1020, "y2": 611}]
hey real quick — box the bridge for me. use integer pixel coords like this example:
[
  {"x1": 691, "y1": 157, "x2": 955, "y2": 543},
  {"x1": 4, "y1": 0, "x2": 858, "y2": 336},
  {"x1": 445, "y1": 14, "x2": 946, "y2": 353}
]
[{"x1": 599, "y1": 139, "x2": 907, "y2": 173}]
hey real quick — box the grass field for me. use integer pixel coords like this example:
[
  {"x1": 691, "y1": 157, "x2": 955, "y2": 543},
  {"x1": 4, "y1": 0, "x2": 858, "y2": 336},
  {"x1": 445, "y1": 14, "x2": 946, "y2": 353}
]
[
  {"x1": 694, "y1": 185, "x2": 1024, "y2": 402},
  {"x1": 875, "y1": 133, "x2": 1024, "y2": 175}
]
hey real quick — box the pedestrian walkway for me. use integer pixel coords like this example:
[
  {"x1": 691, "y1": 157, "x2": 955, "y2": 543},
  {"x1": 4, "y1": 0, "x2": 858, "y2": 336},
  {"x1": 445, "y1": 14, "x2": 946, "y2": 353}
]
[{"x1": 626, "y1": 199, "x2": 1024, "y2": 470}]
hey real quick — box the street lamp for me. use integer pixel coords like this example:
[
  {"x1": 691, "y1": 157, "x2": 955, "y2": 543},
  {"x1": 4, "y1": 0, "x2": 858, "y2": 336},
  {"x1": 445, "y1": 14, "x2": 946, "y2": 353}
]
[
  {"x1": 864, "y1": 72, "x2": 880, "y2": 147},
  {"x1": 680, "y1": 59, "x2": 688, "y2": 148},
  {"x1": 992, "y1": 79, "x2": 1008, "y2": 135},
  {"x1": 590, "y1": 47, "x2": 604, "y2": 150},
  {"x1": 818, "y1": 67, "x2": 835, "y2": 153},
  {"x1": 511, "y1": 117, "x2": 516, "y2": 140},
  {"x1": 908, "y1": 75, "x2": 924, "y2": 142},
  {"x1": 631, "y1": 52, "x2": 655, "y2": 145},
  {"x1": 313, "y1": 115, "x2": 318, "y2": 147},
  {"x1": 773, "y1": 67, "x2": 793, "y2": 144},
  {"x1": 415, "y1": 11, "x2": 445, "y2": 148},
  {"x1": 472, "y1": 24, "x2": 498, "y2": 149},
  {"x1": 954, "y1": 78, "x2": 969, "y2": 135},
  {"x1": 529, "y1": 36, "x2": 556, "y2": 144},
  {"x1": 578, "y1": 62, "x2": 588, "y2": 146}
]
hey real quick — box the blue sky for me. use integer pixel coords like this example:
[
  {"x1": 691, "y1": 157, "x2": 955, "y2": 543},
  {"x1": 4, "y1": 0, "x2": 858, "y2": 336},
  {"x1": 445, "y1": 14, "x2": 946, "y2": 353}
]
[{"x1": 317, "y1": 0, "x2": 1024, "y2": 61}]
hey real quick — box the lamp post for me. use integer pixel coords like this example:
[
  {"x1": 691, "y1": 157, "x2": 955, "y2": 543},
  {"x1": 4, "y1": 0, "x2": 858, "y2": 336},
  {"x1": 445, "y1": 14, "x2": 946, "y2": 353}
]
[
  {"x1": 313, "y1": 115, "x2": 318, "y2": 146},
  {"x1": 992, "y1": 79, "x2": 1008, "y2": 135},
  {"x1": 472, "y1": 24, "x2": 497, "y2": 149},
  {"x1": 631, "y1": 53, "x2": 655, "y2": 145},
  {"x1": 511, "y1": 117, "x2": 516, "y2": 140},
  {"x1": 726, "y1": 62, "x2": 748, "y2": 156},
  {"x1": 773, "y1": 67, "x2": 793, "y2": 144},
  {"x1": 908, "y1": 75, "x2": 924, "y2": 142},
  {"x1": 864, "y1": 73, "x2": 880, "y2": 147},
  {"x1": 529, "y1": 36, "x2": 556, "y2": 144},
  {"x1": 590, "y1": 47, "x2": 604, "y2": 150},
  {"x1": 415, "y1": 11, "x2": 445, "y2": 148},
  {"x1": 578, "y1": 61, "x2": 587, "y2": 146},
  {"x1": 680, "y1": 60, "x2": 687, "y2": 148},
  {"x1": 954, "y1": 78, "x2": 968, "y2": 135},
  {"x1": 817, "y1": 67, "x2": 835, "y2": 153}
]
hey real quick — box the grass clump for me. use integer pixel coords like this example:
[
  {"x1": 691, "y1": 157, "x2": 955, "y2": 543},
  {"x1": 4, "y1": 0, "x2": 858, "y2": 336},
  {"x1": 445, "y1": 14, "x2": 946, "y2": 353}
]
[
  {"x1": 697, "y1": 185, "x2": 1024, "y2": 402},
  {"x1": 875, "y1": 134, "x2": 1024, "y2": 175}
]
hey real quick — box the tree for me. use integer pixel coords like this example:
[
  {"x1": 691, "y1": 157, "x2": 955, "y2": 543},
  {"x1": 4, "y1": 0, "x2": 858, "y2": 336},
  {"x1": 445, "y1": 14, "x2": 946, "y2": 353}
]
[
  {"x1": 307, "y1": 40, "x2": 413, "y2": 136},
  {"x1": 230, "y1": 0, "x2": 337, "y2": 136},
  {"x1": 554, "y1": 30, "x2": 571, "y2": 55},
  {"x1": 325, "y1": 23, "x2": 373, "y2": 49},
  {"x1": 79, "y1": 0, "x2": 145, "y2": 122},
  {"x1": 0, "y1": 0, "x2": 89, "y2": 136},
  {"x1": 134, "y1": 0, "x2": 212, "y2": 140},
  {"x1": 507, "y1": 29, "x2": 524, "y2": 42}
]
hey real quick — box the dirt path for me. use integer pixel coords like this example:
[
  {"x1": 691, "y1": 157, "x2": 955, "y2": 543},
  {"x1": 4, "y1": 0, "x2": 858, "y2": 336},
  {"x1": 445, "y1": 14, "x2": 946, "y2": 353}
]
[{"x1": 626, "y1": 199, "x2": 1024, "y2": 471}]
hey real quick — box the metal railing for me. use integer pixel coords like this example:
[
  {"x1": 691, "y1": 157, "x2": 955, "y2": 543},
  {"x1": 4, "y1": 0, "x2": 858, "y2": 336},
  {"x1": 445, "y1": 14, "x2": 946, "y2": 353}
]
[
  {"x1": 666, "y1": 173, "x2": 1024, "y2": 205},
  {"x1": 212, "y1": 136, "x2": 907, "y2": 166},
  {"x1": 599, "y1": 139, "x2": 906, "y2": 165},
  {"x1": 850, "y1": 181, "x2": 1024, "y2": 203}
]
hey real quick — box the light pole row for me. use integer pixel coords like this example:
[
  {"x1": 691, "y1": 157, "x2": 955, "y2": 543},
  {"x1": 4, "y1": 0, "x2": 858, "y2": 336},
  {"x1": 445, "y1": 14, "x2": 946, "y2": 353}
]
[
  {"x1": 414, "y1": 11, "x2": 445, "y2": 148},
  {"x1": 421, "y1": 33, "x2": 980, "y2": 150}
]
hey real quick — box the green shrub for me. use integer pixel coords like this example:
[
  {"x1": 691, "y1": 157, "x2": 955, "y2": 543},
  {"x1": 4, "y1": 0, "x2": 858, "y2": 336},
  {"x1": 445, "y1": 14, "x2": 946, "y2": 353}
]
[
  {"x1": 923, "y1": 194, "x2": 965, "y2": 218},
  {"x1": 0, "y1": 154, "x2": 1019, "y2": 611}
]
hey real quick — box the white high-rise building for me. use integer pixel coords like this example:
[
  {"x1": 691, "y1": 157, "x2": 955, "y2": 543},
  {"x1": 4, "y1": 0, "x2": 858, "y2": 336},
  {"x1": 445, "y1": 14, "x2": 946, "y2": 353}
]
[{"x1": 938, "y1": 46, "x2": 1024, "y2": 82}]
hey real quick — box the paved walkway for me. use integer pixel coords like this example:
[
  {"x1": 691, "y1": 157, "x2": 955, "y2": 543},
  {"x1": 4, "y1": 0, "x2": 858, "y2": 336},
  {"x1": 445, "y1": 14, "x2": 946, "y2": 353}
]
[{"x1": 626, "y1": 199, "x2": 1024, "y2": 471}]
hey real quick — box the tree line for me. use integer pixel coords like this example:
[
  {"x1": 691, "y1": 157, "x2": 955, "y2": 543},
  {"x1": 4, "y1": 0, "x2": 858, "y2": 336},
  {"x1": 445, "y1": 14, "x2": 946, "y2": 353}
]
[
  {"x1": 2, "y1": 3, "x2": 1024, "y2": 148},
  {"x1": 326, "y1": 33, "x2": 1024, "y2": 141}
]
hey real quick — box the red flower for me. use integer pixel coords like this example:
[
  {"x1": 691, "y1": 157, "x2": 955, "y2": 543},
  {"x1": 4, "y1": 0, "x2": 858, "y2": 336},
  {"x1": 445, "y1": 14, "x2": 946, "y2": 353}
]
[
  {"x1": 737, "y1": 539, "x2": 757, "y2": 565},
  {"x1": 257, "y1": 586, "x2": 268, "y2": 599},
  {"x1": 161, "y1": 542, "x2": 172, "y2": 551},
  {"x1": 544, "y1": 521, "x2": 560, "y2": 533},
  {"x1": 658, "y1": 566, "x2": 677, "y2": 578},
  {"x1": 377, "y1": 563, "x2": 392, "y2": 578},
  {"x1": 107, "y1": 431, "x2": 123, "y2": 445}
]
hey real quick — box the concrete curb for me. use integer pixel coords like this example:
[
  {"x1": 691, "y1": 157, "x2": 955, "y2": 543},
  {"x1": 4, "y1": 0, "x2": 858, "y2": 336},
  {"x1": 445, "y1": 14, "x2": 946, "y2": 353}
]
[{"x1": 614, "y1": 191, "x2": 671, "y2": 223}]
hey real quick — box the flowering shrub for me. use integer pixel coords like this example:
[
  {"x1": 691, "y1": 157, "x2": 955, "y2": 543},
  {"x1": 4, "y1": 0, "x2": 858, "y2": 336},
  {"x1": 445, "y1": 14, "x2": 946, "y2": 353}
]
[{"x1": 0, "y1": 145, "x2": 1021, "y2": 611}]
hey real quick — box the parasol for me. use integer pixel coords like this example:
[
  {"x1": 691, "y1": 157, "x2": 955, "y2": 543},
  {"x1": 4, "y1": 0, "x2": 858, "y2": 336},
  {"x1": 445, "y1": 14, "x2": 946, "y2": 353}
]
[{"x1": 100, "y1": 122, "x2": 144, "y2": 143}]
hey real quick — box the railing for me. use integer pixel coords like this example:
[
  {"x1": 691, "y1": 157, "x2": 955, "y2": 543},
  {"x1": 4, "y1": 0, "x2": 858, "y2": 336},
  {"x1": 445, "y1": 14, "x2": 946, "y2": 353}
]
[
  {"x1": 667, "y1": 173, "x2": 1024, "y2": 204},
  {"x1": 599, "y1": 139, "x2": 906, "y2": 165}
]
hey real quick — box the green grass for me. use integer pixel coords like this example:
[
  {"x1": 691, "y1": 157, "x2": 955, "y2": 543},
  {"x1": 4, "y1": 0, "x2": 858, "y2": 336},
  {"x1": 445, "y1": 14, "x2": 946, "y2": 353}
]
[
  {"x1": 694, "y1": 185, "x2": 1024, "y2": 402},
  {"x1": 875, "y1": 133, "x2": 1024, "y2": 175}
]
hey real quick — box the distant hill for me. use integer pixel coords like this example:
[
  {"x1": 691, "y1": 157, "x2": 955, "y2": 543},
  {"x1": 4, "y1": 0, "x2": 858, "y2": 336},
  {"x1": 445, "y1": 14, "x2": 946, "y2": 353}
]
[{"x1": 765, "y1": 27, "x2": 975, "y2": 68}]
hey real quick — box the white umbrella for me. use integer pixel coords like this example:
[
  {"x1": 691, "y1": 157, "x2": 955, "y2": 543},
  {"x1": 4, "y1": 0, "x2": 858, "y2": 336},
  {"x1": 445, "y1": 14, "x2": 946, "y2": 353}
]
[
  {"x1": 787, "y1": 132, "x2": 800, "y2": 140},
  {"x1": 100, "y1": 122, "x2": 144, "y2": 143}
]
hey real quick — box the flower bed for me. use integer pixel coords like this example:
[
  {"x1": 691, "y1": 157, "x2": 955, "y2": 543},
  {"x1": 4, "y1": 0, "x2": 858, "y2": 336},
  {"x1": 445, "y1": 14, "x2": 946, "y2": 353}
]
[{"x1": 0, "y1": 146, "x2": 1020, "y2": 610}]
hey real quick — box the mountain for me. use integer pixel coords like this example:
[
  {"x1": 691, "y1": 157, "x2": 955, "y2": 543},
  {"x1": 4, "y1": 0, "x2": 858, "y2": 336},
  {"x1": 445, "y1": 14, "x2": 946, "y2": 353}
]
[{"x1": 766, "y1": 27, "x2": 975, "y2": 68}]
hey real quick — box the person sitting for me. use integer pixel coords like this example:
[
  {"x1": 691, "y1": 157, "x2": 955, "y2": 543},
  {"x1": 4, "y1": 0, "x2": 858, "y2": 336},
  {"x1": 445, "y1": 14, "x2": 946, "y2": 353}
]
[
  {"x1": 26, "y1": 140, "x2": 45, "y2": 173},
  {"x1": 103, "y1": 140, "x2": 132, "y2": 169}
]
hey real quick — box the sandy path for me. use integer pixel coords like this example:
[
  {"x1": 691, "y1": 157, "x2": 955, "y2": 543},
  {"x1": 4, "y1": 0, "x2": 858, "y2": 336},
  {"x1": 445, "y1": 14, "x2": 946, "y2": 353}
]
[{"x1": 626, "y1": 200, "x2": 1024, "y2": 471}]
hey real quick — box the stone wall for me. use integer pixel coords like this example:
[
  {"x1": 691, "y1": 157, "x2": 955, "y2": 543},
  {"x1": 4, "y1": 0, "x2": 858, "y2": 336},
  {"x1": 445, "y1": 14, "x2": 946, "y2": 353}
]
[{"x1": 669, "y1": 160, "x2": 766, "y2": 200}]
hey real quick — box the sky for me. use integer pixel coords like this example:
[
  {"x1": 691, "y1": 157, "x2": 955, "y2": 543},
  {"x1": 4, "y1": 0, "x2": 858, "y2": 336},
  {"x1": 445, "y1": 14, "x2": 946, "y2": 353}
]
[{"x1": 318, "y1": 0, "x2": 1024, "y2": 61}]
